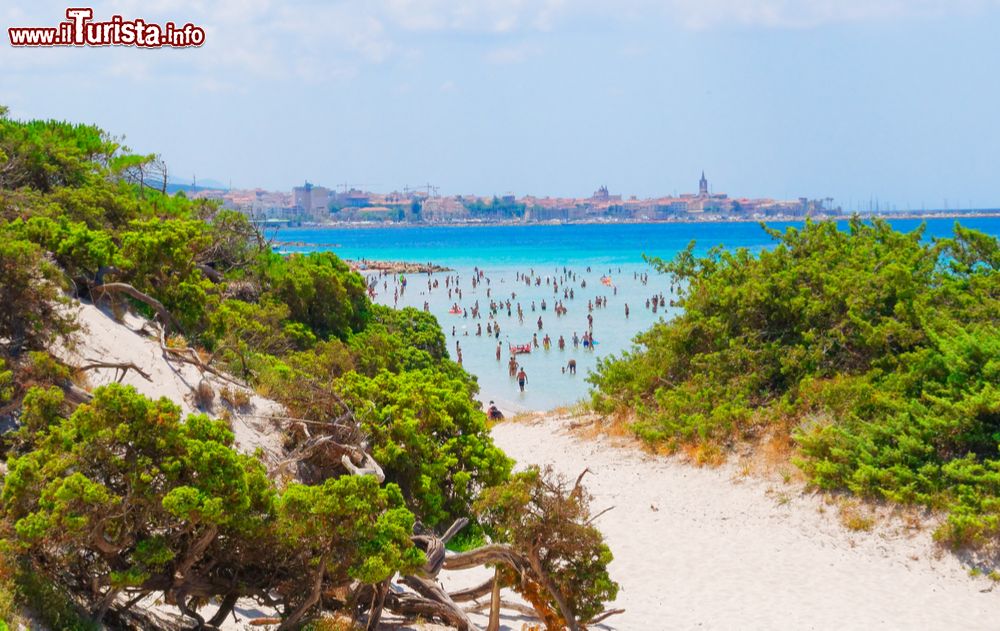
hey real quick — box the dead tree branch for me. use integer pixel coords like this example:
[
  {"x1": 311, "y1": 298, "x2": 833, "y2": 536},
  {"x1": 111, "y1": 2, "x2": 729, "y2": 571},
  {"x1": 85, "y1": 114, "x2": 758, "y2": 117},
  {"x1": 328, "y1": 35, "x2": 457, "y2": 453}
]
[
  {"x1": 93, "y1": 282, "x2": 177, "y2": 334},
  {"x1": 587, "y1": 608, "x2": 626, "y2": 625},
  {"x1": 77, "y1": 360, "x2": 152, "y2": 383}
]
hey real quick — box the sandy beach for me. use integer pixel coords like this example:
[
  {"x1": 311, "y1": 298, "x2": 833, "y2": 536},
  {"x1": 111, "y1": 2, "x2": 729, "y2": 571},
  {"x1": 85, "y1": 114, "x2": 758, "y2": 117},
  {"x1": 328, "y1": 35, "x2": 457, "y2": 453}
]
[
  {"x1": 485, "y1": 413, "x2": 1000, "y2": 630},
  {"x1": 58, "y1": 303, "x2": 1000, "y2": 630}
]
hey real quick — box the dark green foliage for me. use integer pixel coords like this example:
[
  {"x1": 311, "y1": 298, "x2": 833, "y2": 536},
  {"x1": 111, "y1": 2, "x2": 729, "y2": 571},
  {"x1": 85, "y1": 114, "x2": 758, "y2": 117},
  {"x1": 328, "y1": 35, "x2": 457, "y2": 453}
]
[
  {"x1": 0, "y1": 117, "x2": 117, "y2": 192},
  {"x1": 207, "y1": 298, "x2": 299, "y2": 380},
  {"x1": 463, "y1": 196, "x2": 526, "y2": 219},
  {"x1": 12, "y1": 564, "x2": 98, "y2": 631},
  {"x1": 262, "y1": 251, "x2": 369, "y2": 340},
  {"x1": 338, "y1": 369, "x2": 512, "y2": 527},
  {"x1": 347, "y1": 306, "x2": 471, "y2": 386},
  {"x1": 2, "y1": 384, "x2": 421, "y2": 620},
  {"x1": 277, "y1": 476, "x2": 423, "y2": 585},
  {"x1": 0, "y1": 110, "x2": 616, "y2": 625},
  {"x1": 113, "y1": 218, "x2": 216, "y2": 332},
  {"x1": 0, "y1": 234, "x2": 76, "y2": 355},
  {"x1": 591, "y1": 218, "x2": 1000, "y2": 546}
]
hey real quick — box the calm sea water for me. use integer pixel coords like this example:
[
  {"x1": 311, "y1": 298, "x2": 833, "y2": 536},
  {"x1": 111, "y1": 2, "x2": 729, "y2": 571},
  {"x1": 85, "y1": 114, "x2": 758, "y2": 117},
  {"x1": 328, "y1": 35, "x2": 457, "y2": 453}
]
[{"x1": 274, "y1": 218, "x2": 1000, "y2": 412}]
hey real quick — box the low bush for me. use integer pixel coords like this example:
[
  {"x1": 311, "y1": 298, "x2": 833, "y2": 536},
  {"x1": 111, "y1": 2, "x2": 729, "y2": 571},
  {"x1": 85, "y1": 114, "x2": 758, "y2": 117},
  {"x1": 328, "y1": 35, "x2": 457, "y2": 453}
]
[{"x1": 591, "y1": 219, "x2": 1000, "y2": 547}]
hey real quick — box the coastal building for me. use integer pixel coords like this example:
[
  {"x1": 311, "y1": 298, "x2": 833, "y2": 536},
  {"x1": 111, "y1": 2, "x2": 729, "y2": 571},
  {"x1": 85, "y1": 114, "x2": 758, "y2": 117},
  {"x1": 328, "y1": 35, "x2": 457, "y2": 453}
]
[
  {"x1": 590, "y1": 186, "x2": 622, "y2": 203},
  {"x1": 526, "y1": 206, "x2": 570, "y2": 221},
  {"x1": 420, "y1": 196, "x2": 469, "y2": 222},
  {"x1": 194, "y1": 171, "x2": 832, "y2": 225},
  {"x1": 293, "y1": 181, "x2": 332, "y2": 217},
  {"x1": 334, "y1": 188, "x2": 372, "y2": 208}
]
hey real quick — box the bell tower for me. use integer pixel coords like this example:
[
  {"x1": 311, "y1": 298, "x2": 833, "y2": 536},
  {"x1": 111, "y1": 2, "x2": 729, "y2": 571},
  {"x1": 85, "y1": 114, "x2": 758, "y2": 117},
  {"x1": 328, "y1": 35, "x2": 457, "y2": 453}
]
[{"x1": 699, "y1": 171, "x2": 709, "y2": 197}]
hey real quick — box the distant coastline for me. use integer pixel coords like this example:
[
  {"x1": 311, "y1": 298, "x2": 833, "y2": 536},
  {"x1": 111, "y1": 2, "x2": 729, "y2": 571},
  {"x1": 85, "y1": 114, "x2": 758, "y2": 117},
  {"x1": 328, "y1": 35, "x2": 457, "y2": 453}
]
[{"x1": 269, "y1": 210, "x2": 1000, "y2": 232}]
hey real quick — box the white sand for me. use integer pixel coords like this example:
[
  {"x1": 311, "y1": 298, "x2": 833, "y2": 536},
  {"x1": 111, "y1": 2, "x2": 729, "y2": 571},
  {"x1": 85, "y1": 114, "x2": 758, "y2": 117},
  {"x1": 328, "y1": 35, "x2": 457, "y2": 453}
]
[
  {"x1": 60, "y1": 301, "x2": 285, "y2": 463},
  {"x1": 52, "y1": 302, "x2": 1000, "y2": 630},
  {"x1": 487, "y1": 414, "x2": 1000, "y2": 631},
  {"x1": 56, "y1": 303, "x2": 457, "y2": 630}
]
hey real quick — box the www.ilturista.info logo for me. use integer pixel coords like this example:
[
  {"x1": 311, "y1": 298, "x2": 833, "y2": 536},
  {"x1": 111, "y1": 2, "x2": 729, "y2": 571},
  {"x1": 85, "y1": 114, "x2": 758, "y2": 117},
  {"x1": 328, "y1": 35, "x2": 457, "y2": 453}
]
[{"x1": 8, "y1": 8, "x2": 205, "y2": 48}]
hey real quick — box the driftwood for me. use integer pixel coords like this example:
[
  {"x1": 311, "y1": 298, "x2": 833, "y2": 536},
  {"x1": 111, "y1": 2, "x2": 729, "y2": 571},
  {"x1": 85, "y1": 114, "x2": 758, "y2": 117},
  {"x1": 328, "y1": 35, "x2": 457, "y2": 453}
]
[
  {"x1": 364, "y1": 578, "x2": 390, "y2": 631},
  {"x1": 487, "y1": 568, "x2": 502, "y2": 631},
  {"x1": 400, "y1": 575, "x2": 479, "y2": 631},
  {"x1": 384, "y1": 591, "x2": 475, "y2": 629},
  {"x1": 449, "y1": 578, "x2": 495, "y2": 603},
  {"x1": 269, "y1": 432, "x2": 386, "y2": 486},
  {"x1": 410, "y1": 517, "x2": 469, "y2": 579},
  {"x1": 588, "y1": 607, "x2": 626, "y2": 624},
  {"x1": 443, "y1": 542, "x2": 587, "y2": 631},
  {"x1": 348, "y1": 518, "x2": 497, "y2": 631},
  {"x1": 340, "y1": 451, "x2": 385, "y2": 483},
  {"x1": 153, "y1": 324, "x2": 245, "y2": 390},
  {"x1": 93, "y1": 282, "x2": 177, "y2": 334},
  {"x1": 195, "y1": 263, "x2": 224, "y2": 283},
  {"x1": 586, "y1": 505, "x2": 615, "y2": 525},
  {"x1": 466, "y1": 598, "x2": 536, "y2": 618},
  {"x1": 64, "y1": 383, "x2": 94, "y2": 406},
  {"x1": 77, "y1": 359, "x2": 152, "y2": 383}
]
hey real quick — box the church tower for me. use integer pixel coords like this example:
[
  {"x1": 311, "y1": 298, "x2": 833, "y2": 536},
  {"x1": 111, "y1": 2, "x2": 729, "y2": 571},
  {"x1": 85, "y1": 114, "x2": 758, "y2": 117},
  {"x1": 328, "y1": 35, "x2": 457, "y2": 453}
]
[{"x1": 699, "y1": 171, "x2": 709, "y2": 197}]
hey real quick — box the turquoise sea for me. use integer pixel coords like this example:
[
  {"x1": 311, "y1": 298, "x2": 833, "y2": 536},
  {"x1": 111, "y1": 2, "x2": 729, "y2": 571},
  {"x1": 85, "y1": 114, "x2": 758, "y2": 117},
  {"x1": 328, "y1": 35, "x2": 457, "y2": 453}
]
[{"x1": 274, "y1": 218, "x2": 1000, "y2": 412}]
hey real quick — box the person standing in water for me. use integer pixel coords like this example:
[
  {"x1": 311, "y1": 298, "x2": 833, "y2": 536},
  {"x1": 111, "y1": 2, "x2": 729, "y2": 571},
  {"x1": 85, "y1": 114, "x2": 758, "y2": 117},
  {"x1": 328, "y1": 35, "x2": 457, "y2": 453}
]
[
  {"x1": 517, "y1": 367, "x2": 528, "y2": 392},
  {"x1": 496, "y1": 342, "x2": 502, "y2": 361}
]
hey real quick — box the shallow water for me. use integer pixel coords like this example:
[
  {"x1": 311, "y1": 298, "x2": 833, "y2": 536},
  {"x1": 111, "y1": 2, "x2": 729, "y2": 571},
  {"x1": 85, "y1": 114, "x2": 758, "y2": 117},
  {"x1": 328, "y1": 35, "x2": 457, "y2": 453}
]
[
  {"x1": 275, "y1": 218, "x2": 1000, "y2": 411},
  {"x1": 368, "y1": 262, "x2": 673, "y2": 411}
]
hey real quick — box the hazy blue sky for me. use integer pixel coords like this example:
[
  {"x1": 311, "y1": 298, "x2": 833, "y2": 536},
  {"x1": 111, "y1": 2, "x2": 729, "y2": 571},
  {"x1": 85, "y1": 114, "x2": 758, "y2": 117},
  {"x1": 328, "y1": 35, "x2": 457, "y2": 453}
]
[{"x1": 3, "y1": 1, "x2": 999, "y2": 208}]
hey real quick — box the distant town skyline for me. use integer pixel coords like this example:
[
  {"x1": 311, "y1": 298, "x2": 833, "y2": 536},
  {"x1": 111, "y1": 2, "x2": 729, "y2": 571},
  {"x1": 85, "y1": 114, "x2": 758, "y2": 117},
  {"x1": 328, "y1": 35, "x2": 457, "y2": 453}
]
[
  {"x1": 175, "y1": 170, "x2": 972, "y2": 216},
  {"x1": 183, "y1": 170, "x2": 1000, "y2": 227},
  {"x1": 3, "y1": 1, "x2": 1000, "y2": 208}
]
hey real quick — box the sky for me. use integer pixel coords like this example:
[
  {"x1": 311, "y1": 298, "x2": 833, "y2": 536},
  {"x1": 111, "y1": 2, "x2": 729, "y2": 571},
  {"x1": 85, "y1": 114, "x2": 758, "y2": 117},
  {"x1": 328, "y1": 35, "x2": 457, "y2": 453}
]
[{"x1": 2, "y1": 0, "x2": 999, "y2": 209}]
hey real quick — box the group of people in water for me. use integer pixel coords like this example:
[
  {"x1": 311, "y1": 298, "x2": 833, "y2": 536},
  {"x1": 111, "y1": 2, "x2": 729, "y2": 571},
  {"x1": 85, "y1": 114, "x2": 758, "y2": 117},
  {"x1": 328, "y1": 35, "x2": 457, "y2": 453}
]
[{"x1": 366, "y1": 264, "x2": 672, "y2": 400}]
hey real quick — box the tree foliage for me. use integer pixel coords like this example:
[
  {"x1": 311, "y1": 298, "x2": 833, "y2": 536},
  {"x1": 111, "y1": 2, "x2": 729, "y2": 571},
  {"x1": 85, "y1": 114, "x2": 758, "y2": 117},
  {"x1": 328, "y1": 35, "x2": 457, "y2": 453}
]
[
  {"x1": 262, "y1": 252, "x2": 369, "y2": 340},
  {"x1": 474, "y1": 467, "x2": 618, "y2": 626},
  {"x1": 0, "y1": 110, "x2": 618, "y2": 628},
  {"x1": 0, "y1": 234, "x2": 76, "y2": 355},
  {"x1": 3, "y1": 384, "x2": 421, "y2": 624},
  {"x1": 338, "y1": 369, "x2": 512, "y2": 527},
  {"x1": 591, "y1": 218, "x2": 1000, "y2": 546}
]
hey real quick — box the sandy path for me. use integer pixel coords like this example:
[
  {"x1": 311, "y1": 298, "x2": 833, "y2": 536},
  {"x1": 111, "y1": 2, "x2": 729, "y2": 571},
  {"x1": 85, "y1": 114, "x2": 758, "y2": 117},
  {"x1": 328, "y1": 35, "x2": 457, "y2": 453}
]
[
  {"x1": 490, "y1": 416, "x2": 1000, "y2": 630},
  {"x1": 58, "y1": 302, "x2": 1000, "y2": 630}
]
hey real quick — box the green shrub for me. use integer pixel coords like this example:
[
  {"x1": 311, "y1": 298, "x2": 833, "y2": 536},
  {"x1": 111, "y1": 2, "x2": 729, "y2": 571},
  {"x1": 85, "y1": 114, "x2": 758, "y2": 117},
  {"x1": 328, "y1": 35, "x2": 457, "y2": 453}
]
[
  {"x1": 337, "y1": 369, "x2": 512, "y2": 527},
  {"x1": 262, "y1": 251, "x2": 369, "y2": 340},
  {"x1": 592, "y1": 218, "x2": 1000, "y2": 547},
  {"x1": 475, "y1": 466, "x2": 618, "y2": 626},
  {"x1": 0, "y1": 236, "x2": 75, "y2": 355}
]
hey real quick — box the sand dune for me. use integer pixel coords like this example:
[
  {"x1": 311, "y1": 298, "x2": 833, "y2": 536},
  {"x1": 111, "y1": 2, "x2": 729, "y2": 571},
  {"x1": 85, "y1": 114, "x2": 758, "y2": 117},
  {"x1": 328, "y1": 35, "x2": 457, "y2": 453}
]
[
  {"x1": 489, "y1": 414, "x2": 1000, "y2": 631},
  {"x1": 52, "y1": 302, "x2": 1000, "y2": 630},
  {"x1": 60, "y1": 301, "x2": 286, "y2": 463}
]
